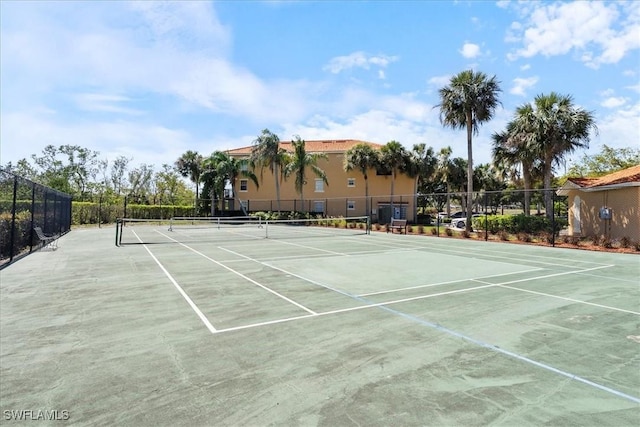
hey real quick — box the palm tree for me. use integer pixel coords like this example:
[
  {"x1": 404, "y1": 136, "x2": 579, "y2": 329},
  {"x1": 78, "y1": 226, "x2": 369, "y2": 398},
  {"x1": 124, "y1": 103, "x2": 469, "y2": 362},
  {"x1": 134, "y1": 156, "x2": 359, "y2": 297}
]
[
  {"x1": 492, "y1": 124, "x2": 539, "y2": 216},
  {"x1": 215, "y1": 152, "x2": 258, "y2": 211},
  {"x1": 175, "y1": 150, "x2": 204, "y2": 207},
  {"x1": 437, "y1": 70, "x2": 501, "y2": 232},
  {"x1": 250, "y1": 129, "x2": 287, "y2": 213},
  {"x1": 343, "y1": 143, "x2": 380, "y2": 218},
  {"x1": 409, "y1": 143, "x2": 437, "y2": 217},
  {"x1": 436, "y1": 146, "x2": 454, "y2": 216},
  {"x1": 380, "y1": 141, "x2": 410, "y2": 219},
  {"x1": 510, "y1": 93, "x2": 597, "y2": 219},
  {"x1": 283, "y1": 136, "x2": 328, "y2": 212},
  {"x1": 201, "y1": 152, "x2": 226, "y2": 215}
]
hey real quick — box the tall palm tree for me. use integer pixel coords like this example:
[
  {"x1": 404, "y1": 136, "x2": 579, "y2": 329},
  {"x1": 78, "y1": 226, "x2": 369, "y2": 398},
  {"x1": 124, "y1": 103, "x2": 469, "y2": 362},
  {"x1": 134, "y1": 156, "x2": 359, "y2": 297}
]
[
  {"x1": 343, "y1": 143, "x2": 380, "y2": 218},
  {"x1": 283, "y1": 136, "x2": 328, "y2": 212},
  {"x1": 380, "y1": 141, "x2": 410, "y2": 219},
  {"x1": 437, "y1": 69, "x2": 501, "y2": 232},
  {"x1": 511, "y1": 92, "x2": 597, "y2": 219},
  {"x1": 250, "y1": 129, "x2": 287, "y2": 213},
  {"x1": 175, "y1": 150, "x2": 204, "y2": 206}
]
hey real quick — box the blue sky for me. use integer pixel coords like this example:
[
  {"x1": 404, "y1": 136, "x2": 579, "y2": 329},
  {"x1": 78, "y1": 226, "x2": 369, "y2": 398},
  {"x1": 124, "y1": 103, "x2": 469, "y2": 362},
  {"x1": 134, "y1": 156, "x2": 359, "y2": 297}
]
[{"x1": 1, "y1": 0, "x2": 639, "y2": 175}]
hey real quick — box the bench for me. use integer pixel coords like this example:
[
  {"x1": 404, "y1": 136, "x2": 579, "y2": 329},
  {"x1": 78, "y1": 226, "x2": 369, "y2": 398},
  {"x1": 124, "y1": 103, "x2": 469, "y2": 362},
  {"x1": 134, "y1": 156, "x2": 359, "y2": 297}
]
[
  {"x1": 387, "y1": 218, "x2": 407, "y2": 234},
  {"x1": 34, "y1": 226, "x2": 57, "y2": 250}
]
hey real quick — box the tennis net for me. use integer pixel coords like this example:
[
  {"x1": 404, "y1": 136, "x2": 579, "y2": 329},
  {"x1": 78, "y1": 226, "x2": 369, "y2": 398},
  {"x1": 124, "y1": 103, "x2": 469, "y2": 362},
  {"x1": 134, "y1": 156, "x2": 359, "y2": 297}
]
[{"x1": 115, "y1": 216, "x2": 370, "y2": 246}]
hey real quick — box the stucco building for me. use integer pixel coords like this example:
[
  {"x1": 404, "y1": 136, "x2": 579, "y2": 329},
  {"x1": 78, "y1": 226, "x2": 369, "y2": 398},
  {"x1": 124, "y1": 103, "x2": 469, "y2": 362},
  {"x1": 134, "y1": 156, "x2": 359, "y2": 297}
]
[
  {"x1": 557, "y1": 165, "x2": 640, "y2": 242},
  {"x1": 226, "y1": 139, "x2": 416, "y2": 223}
]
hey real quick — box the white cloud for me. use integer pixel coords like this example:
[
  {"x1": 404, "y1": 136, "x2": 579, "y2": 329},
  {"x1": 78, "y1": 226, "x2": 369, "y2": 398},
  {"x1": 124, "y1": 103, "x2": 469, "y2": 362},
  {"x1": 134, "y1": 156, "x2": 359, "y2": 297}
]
[
  {"x1": 520, "y1": 64, "x2": 531, "y2": 71},
  {"x1": 510, "y1": 76, "x2": 539, "y2": 96},
  {"x1": 427, "y1": 75, "x2": 452, "y2": 88},
  {"x1": 626, "y1": 83, "x2": 640, "y2": 94},
  {"x1": 601, "y1": 97, "x2": 627, "y2": 108},
  {"x1": 506, "y1": 1, "x2": 640, "y2": 67},
  {"x1": 591, "y1": 101, "x2": 640, "y2": 154},
  {"x1": 323, "y1": 51, "x2": 399, "y2": 74},
  {"x1": 0, "y1": 111, "x2": 200, "y2": 168},
  {"x1": 74, "y1": 93, "x2": 144, "y2": 115},
  {"x1": 460, "y1": 43, "x2": 481, "y2": 58}
]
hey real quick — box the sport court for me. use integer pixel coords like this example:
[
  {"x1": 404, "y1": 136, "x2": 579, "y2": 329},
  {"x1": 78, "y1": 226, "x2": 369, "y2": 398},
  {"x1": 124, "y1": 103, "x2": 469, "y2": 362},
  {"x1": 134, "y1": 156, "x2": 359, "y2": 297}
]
[{"x1": 1, "y1": 220, "x2": 639, "y2": 426}]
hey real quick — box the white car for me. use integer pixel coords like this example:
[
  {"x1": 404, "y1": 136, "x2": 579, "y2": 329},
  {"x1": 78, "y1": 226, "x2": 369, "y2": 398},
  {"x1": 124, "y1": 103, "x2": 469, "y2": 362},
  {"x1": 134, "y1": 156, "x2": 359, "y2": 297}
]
[{"x1": 451, "y1": 214, "x2": 484, "y2": 229}]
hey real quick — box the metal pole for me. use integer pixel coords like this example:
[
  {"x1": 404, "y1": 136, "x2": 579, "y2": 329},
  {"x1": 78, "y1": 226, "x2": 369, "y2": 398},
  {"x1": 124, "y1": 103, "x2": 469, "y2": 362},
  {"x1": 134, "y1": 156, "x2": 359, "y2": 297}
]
[{"x1": 551, "y1": 189, "x2": 556, "y2": 247}]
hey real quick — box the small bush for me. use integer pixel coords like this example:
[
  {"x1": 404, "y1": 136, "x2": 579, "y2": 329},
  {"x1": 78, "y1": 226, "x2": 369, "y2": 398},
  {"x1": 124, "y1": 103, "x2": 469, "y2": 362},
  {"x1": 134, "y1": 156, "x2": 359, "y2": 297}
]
[
  {"x1": 417, "y1": 225, "x2": 424, "y2": 234},
  {"x1": 445, "y1": 228, "x2": 453, "y2": 236},
  {"x1": 374, "y1": 223, "x2": 381, "y2": 231},
  {"x1": 620, "y1": 236, "x2": 631, "y2": 248},
  {"x1": 599, "y1": 236, "x2": 613, "y2": 248},
  {"x1": 430, "y1": 227, "x2": 437, "y2": 235},
  {"x1": 498, "y1": 230, "x2": 509, "y2": 241},
  {"x1": 406, "y1": 225, "x2": 413, "y2": 233},
  {"x1": 517, "y1": 232, "x2": 532, "y2": 242},
  {"x1": 461, "y1": 230, "x2": 471, "y2": 238}
]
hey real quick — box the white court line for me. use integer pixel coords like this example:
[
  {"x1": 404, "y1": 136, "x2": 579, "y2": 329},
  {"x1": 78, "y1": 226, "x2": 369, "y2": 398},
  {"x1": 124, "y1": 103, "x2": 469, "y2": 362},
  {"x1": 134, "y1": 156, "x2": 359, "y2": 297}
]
[
  {"x1": 471, "y1": 264, "x2": 640, "y2": 315},
  {"x1": 575, "y1": 271, "x2": 640, "y2": 284},
  {"x1": 366, "y1": 235, "x2": 613, "y2": 268},
  {"x1": 155, "y1": 230, "x2": 317, "y2": 315},
  {"x1": 132, "y1": 230, "x2": 217, "y2": 333},
  {"x1": 473, "y1": 264, "x2": 615, "y2": 287},
  {"x1": 214, "y1": 283, "x2": 498, "y2": 334},
  {"x1": 273, "y1": 240, "x2": 347, "y2": 256},
  {"x1": 217, "y1": 247, "x2": 354, "y2": 298},
  {"x1": 495, "y1": 284, "x2": 640, "y2": 315},
  {"x1": 359, "y1": 267, "x2": 544, "y2": 297}
]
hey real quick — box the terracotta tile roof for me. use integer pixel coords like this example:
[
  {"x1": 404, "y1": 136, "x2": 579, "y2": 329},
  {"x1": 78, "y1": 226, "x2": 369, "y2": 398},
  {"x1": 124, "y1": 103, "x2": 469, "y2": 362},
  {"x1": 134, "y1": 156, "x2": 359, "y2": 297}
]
[
  {"x1": 226, "y1": 139, "x2": 383, "y2": 156},
  {"x1": 567, "y1": 164, "x2": 640, "y2": 188}
]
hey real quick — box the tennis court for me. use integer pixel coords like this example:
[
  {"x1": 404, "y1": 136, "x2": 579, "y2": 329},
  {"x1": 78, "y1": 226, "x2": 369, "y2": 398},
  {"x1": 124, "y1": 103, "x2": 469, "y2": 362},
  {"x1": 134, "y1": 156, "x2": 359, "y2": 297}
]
[{"x1": 1, "y1": 219, "x2": 639, "y2": 426}]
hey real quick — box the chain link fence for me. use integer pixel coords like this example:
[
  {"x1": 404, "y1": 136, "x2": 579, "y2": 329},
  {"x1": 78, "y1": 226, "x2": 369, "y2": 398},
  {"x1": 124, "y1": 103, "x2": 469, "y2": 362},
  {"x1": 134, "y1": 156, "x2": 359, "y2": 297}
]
[{"x1": 0, "y1": 169, "x2": 72, "y2": 268}]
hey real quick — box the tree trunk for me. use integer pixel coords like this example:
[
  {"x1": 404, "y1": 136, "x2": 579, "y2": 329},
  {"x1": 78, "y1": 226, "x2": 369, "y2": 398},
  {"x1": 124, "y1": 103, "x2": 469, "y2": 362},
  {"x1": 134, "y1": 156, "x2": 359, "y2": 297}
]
[
  {"x1": 522, "y1": 161, "x2": 532, "y2": 216},
  {"x1": 274, "y1": 164, "x2": 281, "y2": 214},
  {"x1": 543, "y1": 156, "x2": 554, "y2": 220}
]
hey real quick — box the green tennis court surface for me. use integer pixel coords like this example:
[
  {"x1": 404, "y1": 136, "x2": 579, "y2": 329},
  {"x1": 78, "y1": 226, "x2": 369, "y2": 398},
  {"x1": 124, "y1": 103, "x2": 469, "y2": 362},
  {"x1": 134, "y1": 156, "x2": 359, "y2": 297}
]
[{"x1": 1, "y1": 224, "x2": 639, "y2": 426}]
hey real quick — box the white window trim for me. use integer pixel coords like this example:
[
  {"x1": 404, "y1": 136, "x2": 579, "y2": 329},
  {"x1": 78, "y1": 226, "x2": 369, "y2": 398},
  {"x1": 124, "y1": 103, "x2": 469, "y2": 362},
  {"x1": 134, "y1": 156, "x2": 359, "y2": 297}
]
[
  {"x1": 239, "y1": 179, "x2": 248, "y2": 192},
  {"x1": 347, "y1": 200, "x2": 355, "y2": 210},
  {"x1": 347, "y1": 178, "x2": 356, "y2": 187},
  {"x1": 314, "y1": 178, "x2": 324, "y2": 193}
]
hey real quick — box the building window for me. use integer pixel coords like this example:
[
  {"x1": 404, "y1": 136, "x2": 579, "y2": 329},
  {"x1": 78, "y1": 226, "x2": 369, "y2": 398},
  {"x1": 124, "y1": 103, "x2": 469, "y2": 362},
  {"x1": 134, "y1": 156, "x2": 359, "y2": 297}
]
[
  {"x1": 315, "y1": 178, "x2": 324, "y2": 192},
  {"x1": 347, "y1": 201, "x2": 355, "y2": 210},
  {"x1": 240, "y1": 179, "x2": 248, "y2": 191},
  {"x1": 313, "y1": 201, "x2": 324, "y2": 214},
  {"x1": 347, "y1": 178, "x2": 356, "y2": 187}
]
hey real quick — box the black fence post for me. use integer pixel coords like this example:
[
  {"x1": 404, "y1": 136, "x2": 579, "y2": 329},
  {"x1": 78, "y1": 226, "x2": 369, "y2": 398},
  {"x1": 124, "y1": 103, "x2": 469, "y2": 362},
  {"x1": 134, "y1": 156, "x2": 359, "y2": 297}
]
[
  {"x1": 484, "y1": 192, "x2": 488, "y2": 241},
  {"x1": 8, "y1": 175, "x2": 18, "y2": 262},
  {"x1": 29, "y1": 181, "x2": 36, "y2": 253},
  {"x1": 551, "y1": 189, "x2": 556, "y2": 247}
]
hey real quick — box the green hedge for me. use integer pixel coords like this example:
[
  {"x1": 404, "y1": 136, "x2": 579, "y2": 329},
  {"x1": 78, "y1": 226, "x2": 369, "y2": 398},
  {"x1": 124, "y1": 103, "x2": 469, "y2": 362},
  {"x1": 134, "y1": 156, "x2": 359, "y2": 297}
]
[
  {"x1": 71, "y1": 202, "x2": 195, "y2": 225},
  {"x1": 0, "y1": 211, "x2": 34, "y2": 259},
  {"x1": 473, "y1": 214, "x2": 567, "y2": 234}
]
